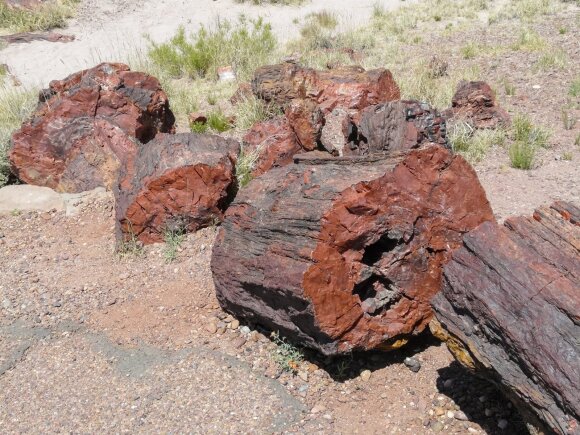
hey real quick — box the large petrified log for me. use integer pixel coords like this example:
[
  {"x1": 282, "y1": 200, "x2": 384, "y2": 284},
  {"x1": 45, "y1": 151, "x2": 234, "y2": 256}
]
[
  {"x1": 10, "y1": 62, "x2": 174, "y2": 193},
  {"x1": 115, "y1": 133, "x2": 240, "y2": 245},
  {"x1": 431, "y1": 202, "x2": 579, "y2": 435},
  {"x1": 252, "y1": 63, "x2": 400, "y2": 150},
  {"x1": 211, "y1": 145, "x2": 494, "y2": 355}
]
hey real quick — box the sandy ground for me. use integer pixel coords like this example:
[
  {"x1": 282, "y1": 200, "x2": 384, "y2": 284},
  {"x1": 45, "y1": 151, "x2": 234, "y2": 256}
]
[{"x1": 0, "y1": 0, "x2": 410, "y2": 88}]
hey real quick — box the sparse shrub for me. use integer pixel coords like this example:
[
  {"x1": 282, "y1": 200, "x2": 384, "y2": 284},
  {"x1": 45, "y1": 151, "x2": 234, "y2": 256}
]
[
  {"x1": 236, "y1": 148, "x2": 261, "y2": 187},
  {"x1": 569, "y1": 77, "x2": 580, "y2": 97},
  {"x1": 190, "y1": 121, "x2": 209, "y2": 134},
  {"x1": 558, "y1": 26, "x2": 567, "y2": 34},
  {"x1": 0, "y1": 0, "x2": 79, "y2": 32},
  {"x1": 449, "y1": 122, "x2": 506, "y2": 163},
  {"x1": 163, "y1": 227, "x2": 186, "y2": 263},
  {"x1": 148, "y1": 17, "x2": 276, "y2": 81},
  {"x1": 509, "y1": 141, "x2": 536, "y2": 169},
  {"x1": 0, "y1": 86, "x2": 38, "y2": 187},
  {"x1": 512, "y1": 114, "x2": 550, "y2": 148},
  {"x1": 117, "y1": 226, "x2": 145, "y2": 259},
  {"x1": 511, "y1": 28, "x2": 547, "y2": 51},
  {"x1": 234, "y1": 96, "x2": 278, "y2": 131},
  {"x1": 271, "y1": 331, "x2": 304, "y2": 373},
  {"x1": 207, "y1": 111, "x2": 232, "y2": 132},
  {"x1": 534, "y1": 50, "x2": 567, "y2": 71},
  {"x1": 307, "y1": 10, "x2": 338, "y2": 29},
  {"x1": 562, "y1": 151, "x2": 573, "y2": 161},
  {"x1": 461, "y1": 42, "x2": 478, "y2": 59},
  {"x1": 561, "y1": 109, "x2": 577, "y2": 130},
  {"x1": 502, "y1": 78, "x2": 516, "y2": 96}
]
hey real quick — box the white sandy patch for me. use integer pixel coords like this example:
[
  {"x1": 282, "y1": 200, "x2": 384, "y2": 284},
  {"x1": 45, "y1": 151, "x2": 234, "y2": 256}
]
[{"x1": 0, "y1": 0, "x2": 410, "y2": 88}]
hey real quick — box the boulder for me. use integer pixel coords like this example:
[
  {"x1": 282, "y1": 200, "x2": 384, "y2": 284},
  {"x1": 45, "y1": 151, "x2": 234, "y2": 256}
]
[
  {"x1": 10, "y1": 63, "x2": 175, "y2": 193},
  {"x1": 252, "y1": 63, "x2": 400, "y2": 149},
  {"x1": 115, "y1": 133, "x2": 240, "y2": 245},
  {"x1": 0, "y1": 185, "x2": 65, "y2": 214},
  {"x1": 211, "y1": 145, "x2": 494, "y2": 355},
  {"x1": 431, "y1": 201, "x2": 579, "y2": 435},
  {"x1": 445, "y1": 81, "x2": 510, "y2": 129},
  {"x1": 241, "y1": 117, "x2": 301, "y2": 178}
]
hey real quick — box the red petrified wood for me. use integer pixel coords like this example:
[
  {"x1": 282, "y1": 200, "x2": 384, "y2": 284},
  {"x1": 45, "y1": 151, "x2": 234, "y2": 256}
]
[
  {"x1": 115, "y1": 133, "x2": 240, "y2": 245},
  {"x1": 252, "y1": 63, "x2": 400, "y2": 150},
  {"x1": 10, "y1": 63, "x2": 174, "y2": 193},
  {"x1": 431, "y1": 201, "x2": 579, "y2": 435},
  {"x1": 211, "y1": 145, "x2": 494, "y2": 355}
]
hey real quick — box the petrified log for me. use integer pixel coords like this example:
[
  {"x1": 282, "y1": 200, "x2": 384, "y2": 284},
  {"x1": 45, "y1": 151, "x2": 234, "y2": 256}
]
[
  {"x1": 444, "y1": 81, "x2": 510, "y2": 129},
  {"x1": 431, "y1": 201, "x2": 579, "y2": 435},
  {"x1": 211, "y1": 145, "x2": 494, "y2": 355},
  {"x1": 252, "y1": 63, "x2": 400, "y2": 150},
  {"x1": 10, "y1": 62, "x2": 174, "y2": 193},
  {"x1": 241, "y1": 117, "x2": 301, "y2": 178},
  {"x1": 0, "y1": 32, "x2": 75, "y2": 44},
  {"x1": 115, "y1": 133, "x2": 240, "y2": 245}
]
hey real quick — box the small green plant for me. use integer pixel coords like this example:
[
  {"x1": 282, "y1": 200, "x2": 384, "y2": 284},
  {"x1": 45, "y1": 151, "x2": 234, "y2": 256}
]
[
  {"x1": 206, "y1": 93, "x2": 218, "y2": 105},
  {"x1": 569, "y1": 77, "x2": 580, "y2": 98},
  {"x1": 0, "y1": 0, "x2": 80, "y2": 32},
  {"x1": 511, "y1": 28, "x2": 547, "y2": 51},
  {"x1": 207, "y1": 111, "x2": 232, "y2": 132},
  {"x1": 562, "y1": 109, "x2": 577, "y2": 130},
  {"x1": 562, "y1": 151, "x2": 573, "y2": 161},
  {"x1": 460, "y1": 42, "x2": 478, "y2": 59},
  {"x1": 236, "y1": 148, "x2": 261, "y2": 187},
  {"x1": 502, "y1": 78, "x2": 516, "y2": 96},
  {"x1": 117, "y1": 226, "x2": 145, "y2": 259},
  {"x1": 233, "y1": 96, "x2": 277, "y2": 131},
  {"x1": 449, "y1": 122, "x2": 506, "y2": 163},
  {"x1": 148, "y1": 17, "x2": 276, "y2": 81},
  {"x1": 271, "y1": 331, "x2": 304, "y2": 373},
  {"x1": 512, "y1": 114, "x2": 550, "y2": 148},
  {"x1": 558, "y1": 26, "x2": 567, "y2": 34},
  {"x1": 509, "y1": 141, "x2": 536, "y2": 169},
  {"x1": 534, "y1": 50, "x2": 567, "y2": 71},
  {"x1": 162, "y1": 227, "x2": 186, "y2": 263},
  {"x1": 190, "y1": 121, "x2": 209, "y2": 133}
]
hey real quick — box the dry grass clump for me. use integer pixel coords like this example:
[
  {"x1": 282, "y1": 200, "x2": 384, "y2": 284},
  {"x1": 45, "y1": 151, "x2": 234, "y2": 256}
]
[
  {"x1": 0, "y1": 85, "x2": 38, "y2": 187},
  {"x1": 148, "y1": 17, "x2": 276, "y2": 81},
  {"x1": 0, "y1": 0, "x2": 79, "y2": 32},
  {"x1": 508, "y1": 114, "x2": 551, "y2": 169},
  {"x1": 449, "y1": 122, "x2": 507, "y2": 163}
]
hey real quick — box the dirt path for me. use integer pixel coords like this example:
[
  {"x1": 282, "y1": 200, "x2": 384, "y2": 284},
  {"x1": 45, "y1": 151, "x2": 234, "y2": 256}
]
[{"x1": 0, "y1": 0, "x2": 409, "y2": 87}]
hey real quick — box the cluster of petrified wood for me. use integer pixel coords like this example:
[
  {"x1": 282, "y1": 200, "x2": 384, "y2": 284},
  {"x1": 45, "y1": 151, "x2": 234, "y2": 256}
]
[{"x1": 9, "y1": 62, "x2": 578, "y2": 435}]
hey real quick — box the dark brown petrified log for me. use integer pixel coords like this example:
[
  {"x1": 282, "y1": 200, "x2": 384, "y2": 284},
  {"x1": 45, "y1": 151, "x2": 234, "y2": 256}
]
[
  {"x1": 10, "y1": 63, "x2": 174, "y2": 193},
  {"x1": 115, "y1": 133, "x2": 240, "y2": 245},
  {"x1": 431, "y1": 201, "x2": 579, "y2": 435},
  {"x1": 211, "y1": 145, "x2": 494, "y2": 355}
]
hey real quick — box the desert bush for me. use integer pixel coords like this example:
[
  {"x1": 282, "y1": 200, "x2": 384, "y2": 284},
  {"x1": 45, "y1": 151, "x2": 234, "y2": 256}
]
[
  {"x1": 509, "y1": 141, "x2": 536, "y2": 169},
  {"x1": 0, "y1": 0, "x2": 79, "y2": 32},
  {"x1": 534, "y1": 49, "x2": 568, "y2": 71},
  {"x1": 0, "y1": 85, "x2": 37, "y2": 187},
  {"x1": 512, "y1": 114, "x2": 550, "y2": 148},
  {"x1": 449, "y1": 122, "x2": 507, "y2": 163},
  {"x1": 511, "y1": 28, "x2": 547, "y2": 51},
  {"x1": 148, "y1": 17, "x2": 276, "y2": 81},
  {"x1": 569, "y1": 76, "x2": 580, "y2": 97},
  {"x1": 271, "y1": 331, "x2": 304, "y2": 373}
]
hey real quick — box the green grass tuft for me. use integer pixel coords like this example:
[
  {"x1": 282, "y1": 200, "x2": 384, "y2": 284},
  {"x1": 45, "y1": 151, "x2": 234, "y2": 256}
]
[
  {"x1": 509, "y1": 141, "x2": 536, "y2": 169},
  {"x1": 162, "y1": 227, "x2": 186, "y2": 263},
  {"x1": 0, "y1": 0, "x2": 80, "y2": 32},
  {"x1": 512, "y1": 114, "x2": 550, "y2": 148},
  {"x1": 449, "y1": 122, "x2": 506, "y2": 163},
  {"x1": 569, "y1": 76, "x2": 580, "y2": 97},
  {"x1": 271, "y1": 331, "x2": 304, "y2": 373}
]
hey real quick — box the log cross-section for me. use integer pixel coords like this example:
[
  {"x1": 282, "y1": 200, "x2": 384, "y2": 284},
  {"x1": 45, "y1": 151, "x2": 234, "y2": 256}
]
[{"x1": 211, "y1": 145, "x2": 494, "y2": 355}]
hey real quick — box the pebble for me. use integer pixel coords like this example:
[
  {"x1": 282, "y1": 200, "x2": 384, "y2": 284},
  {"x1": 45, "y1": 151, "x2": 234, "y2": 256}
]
[
  {"x1": 206, "y1": 322, "x2": 217, "y2": 334},
  {"x1": 446, "y1": 410, "x2": 455, "y2": 419},
  {"x1": 298, "y1": 371, "x2": 308, "y2": 382},
  {"x1": 311, "y1": 404, "x2": 326, "y2": 414},
  {"x1": 240, "y1": 325, "x2": 251, "y2": 335},
  {"x1": 232, "y1": 337, "x2": 246, "y2": 349},
  {"x1": 443, "y1": 379, "x2": 454, "y2": 389},
  {"x1": 435, "y1": 407, "x2": 445, "y2": 416},
  {"x1": 431, "y1": 421, "x2": 444, "y2": 432},
  {"x1": 359, "y1": 370, "x2": 372, "y2": 382},
  {"x1": 484, "y1": 408, "x2": 494, "y2": 417},
  {"x1": 454, "y1": 410, "x2": 468, "y2": 421},
  {"x1": 403, "y1": 356, "x2": 421, "y2": 372},
  {"x1": 230, "y1": 319, "x2": 240, "y2": 330},
  {"x1": 498, "y1": 419, "x2": 508, "y2": 430},
  {"x1": 467, "y1": 428, "x2": 479, "y2": 434}
]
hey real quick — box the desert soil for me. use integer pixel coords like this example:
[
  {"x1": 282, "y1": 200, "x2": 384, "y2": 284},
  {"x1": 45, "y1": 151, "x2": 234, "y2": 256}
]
[{"x1": 0, "y1": 0, "x2": 579, "y2": 434}]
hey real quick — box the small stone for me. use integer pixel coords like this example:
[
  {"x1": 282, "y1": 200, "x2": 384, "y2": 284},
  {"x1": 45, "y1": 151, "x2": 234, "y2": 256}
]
[
  {"x1": 230, "y1": 319, "x2": 240, "y2": 330},
  {"x1": 484, "y1": 408, "x2": 494, "y2": 417},
  {"x1": 443, "y1": 379, "x2": 454, "y2": 389},
  {"x1": 298, "y1": 371, "x2": 308, "y2": 382},
  {"x1": 232, "y1": 337, "x2": 246, "y2": 349},
  {"x1": 240, "y1": 325, "x2": 251, "y2": 335},
  {"x1": 467, "y1": 428, "x2": 478, "y2": 434},
  {"x1": 435, "y1": 407, "x2": 445, "y2": 416},
  {"x1": 359, "y1": 369, "x2": 372, "y2": 382},
  {"x1": 404, "y1": 356, "x2": 421, "y2": 372},
  {"x1": 250, "y1": 331, "x2": 260, "y2": 342},
  {"x1": 431, "y1": 421, "x2": 444, "y2": 432},
  {"x1": 479, "y1": 395, "x2": 487, "y2": 403},
  {"x1": 454, "y1": 410, "x2": 468, "y2": 421},
  {"x1": 311, "y1": 403, "x2": 326, "y2": 414},
  {"x1": 52, "y1": 301, "x2": 62, "y2": 308},
  {"x1": 422, "y1": 418, "x2": 431, "y2": 427},
  {"x1": 206, "y1": 322, "x2": 217, "y2": 334},
  {"x1": 446, "y1": 411, "x2": 455, "y2": 419},
  {"x1": 498, "y1": 419, "x2": 508, "y2": 430}
]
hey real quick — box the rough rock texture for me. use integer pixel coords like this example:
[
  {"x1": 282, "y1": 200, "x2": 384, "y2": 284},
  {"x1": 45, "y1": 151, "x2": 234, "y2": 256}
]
[
  {"x1": 115, "y1": 133, "x2": 240, "y2": 245},
  {"x1": 241, "y1": 117, "x2": 301, "y2": 178},
  {"x1": 0, "y1": 32, "x2": 75, "y2": 44},
  {"x1": 445, "y1": 81, "x2": 510, "y2": 129},
  {"x1": 320, "y1": 108, "x2": 351, "y2": 156},
  {"x1": 212, "y1": 145, "x2": 494, "y2": 355},
  {"x1": 252, "y1": 63, "x2": 400, "y2": 150},
  {"x1": 10, "y1": 63, "x2": 175, "y2": 193},
  {"x1": 354, "y1": 100, "x2": 448, "y2": 155},
  {"x1": 431, "y1": 201, "x2": 579, "y2": 435}
]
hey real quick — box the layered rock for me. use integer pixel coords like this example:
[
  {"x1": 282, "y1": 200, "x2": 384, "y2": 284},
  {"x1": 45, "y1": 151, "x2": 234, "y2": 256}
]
[
  {"x1": 10, "y1": 63, "x2": 174, "y2": 193},
  {"x1": 445, "y1": 81, "x2": 510, "y2": 129},
  {"x1": 212, "y1": 145, "x2": 494, "y2": 355},
  {"x1": 115, "y1": 133, "x2": 240, "y2": 245},
  {"x1": 431, "y1": 201, "x2": 579, "y2": 435}
]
